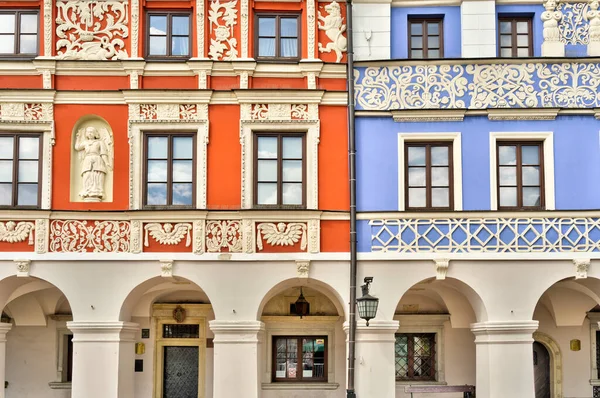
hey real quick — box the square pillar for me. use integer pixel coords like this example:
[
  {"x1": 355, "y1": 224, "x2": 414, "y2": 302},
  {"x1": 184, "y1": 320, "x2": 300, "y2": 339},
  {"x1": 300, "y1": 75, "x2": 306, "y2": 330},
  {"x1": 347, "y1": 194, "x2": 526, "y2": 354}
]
[
  {"x1": 0, "y1": 323, "x2": 11, "y2": 398},
  {"x1": 344, "y1": 320, "x2": 399, "y2": 398},
  {"x1": 471, "y1": 321, "x2": 538, "y2": 398},
  {"x1": 67, "y1": 321, "x2": 138, "y2": 398},
  {"x1": 210, "y1": 320, "x2": 264, "y2": 398}
]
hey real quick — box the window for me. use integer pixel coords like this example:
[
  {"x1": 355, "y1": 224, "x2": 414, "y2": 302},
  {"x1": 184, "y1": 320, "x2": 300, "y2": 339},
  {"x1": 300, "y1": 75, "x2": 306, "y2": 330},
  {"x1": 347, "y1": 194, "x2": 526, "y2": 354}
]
[
  {"x1": 64, "y1": 334, "x2": 73, "y2": 382},
  {"x1": 498, "y1": 17, "x2": 533, "y2": 57},
  {"x1": 497, "y1": 142, "x2": 544, "y2": 209},
  {"x1": 408, "y1": 18, "x2": 443, "y2": 59},
  {"x1": 254, "y1": 134, "x2": 305, "y2": 207},
  {"x1": 405, "y1": 143, "x2": 453, "y2": 210},
  {"x1": 395, "y1": 333, "x2": 436, "y2": 381},
  {"x1": 0, "y1": 134, "x2": 41, "y2": 207},
  {"x1": 144, "y1": 133, "x2": 195, "y2": 207},
  {"x1": 0, "y1": 11, "x2": 38, "y2": 56},
  {"x1": 255, "y1": 14, "x2": 300, "y2": 61},
  {"x1": 273, "y1": 336, "x2": 327, "y2": 382},
  {"x1": 146, "y1": 12, "x2": 191, "y2": 58}
]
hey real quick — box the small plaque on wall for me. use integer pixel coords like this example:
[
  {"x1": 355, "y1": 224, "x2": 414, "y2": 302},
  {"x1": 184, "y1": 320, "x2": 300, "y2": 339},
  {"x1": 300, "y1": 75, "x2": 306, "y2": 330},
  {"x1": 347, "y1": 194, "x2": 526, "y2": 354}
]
[
  {"x1": 570, "y1": 339, "x2": 581, "y2": 351},
  {"x1": 135, "y1": 359, "x2": 143, "y2": 372},
  {"x1": 141, "y1": 329, "x2": 150, "y2": 339}
]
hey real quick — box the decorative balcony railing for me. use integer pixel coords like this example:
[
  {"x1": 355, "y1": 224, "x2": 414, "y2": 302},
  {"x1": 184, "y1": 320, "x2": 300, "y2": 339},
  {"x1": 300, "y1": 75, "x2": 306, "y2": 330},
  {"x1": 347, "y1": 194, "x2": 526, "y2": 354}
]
[
  {"x1": 353, "y1": 59, "x2": 600, "y2": 111},
  {"x1": 369, "y1": 216, "x2": 600, "y2": 253}
]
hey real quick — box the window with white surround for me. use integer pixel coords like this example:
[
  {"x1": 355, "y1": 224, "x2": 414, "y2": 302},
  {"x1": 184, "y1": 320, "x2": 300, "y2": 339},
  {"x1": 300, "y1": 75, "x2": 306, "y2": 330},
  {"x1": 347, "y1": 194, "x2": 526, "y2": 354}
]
[
  {"x1": 49, "y1": 328, "x2": 73, "y2": 389},
  {"x1": 489, "y1": 132, "x2": 555, "y2": 211},
  {"x1": 394, "y1": 314, "x2": 449, "y2": 385},
  {"x1": 398, "y1": 133, "x2": 462, "y2": 211}
]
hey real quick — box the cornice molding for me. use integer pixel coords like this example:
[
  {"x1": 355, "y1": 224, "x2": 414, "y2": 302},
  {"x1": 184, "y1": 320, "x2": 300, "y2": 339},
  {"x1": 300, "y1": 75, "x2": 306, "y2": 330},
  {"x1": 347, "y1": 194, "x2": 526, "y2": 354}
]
[
  {"x1": 122, "y1": 90, "x2": 213, "y2": 104},
  {"x1": 0, "y1": 91, "x2": 55, "y2": 102},
  {"x1": 487, "y1": 108, "x2": 560, "y2": 120},
  {"x1": 234, "y1": 90, "x2": 325, "y2": 103},
  {"x1": 392, "y1": 109, "x2": 465, "y2": 122}
]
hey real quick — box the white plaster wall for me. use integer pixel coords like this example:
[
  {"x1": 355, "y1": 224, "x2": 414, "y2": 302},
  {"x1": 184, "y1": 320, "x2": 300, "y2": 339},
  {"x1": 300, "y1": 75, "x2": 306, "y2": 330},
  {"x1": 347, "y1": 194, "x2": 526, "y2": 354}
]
[
  {"x1": 5, "y1": 321, "x2": 70, "y2": 398},
  {"x1": 461, "y1": 0, "x2": 497, "y2": 57},
  {"x1": 353, "y1": 3, "x2": 391, "y2": 61}
]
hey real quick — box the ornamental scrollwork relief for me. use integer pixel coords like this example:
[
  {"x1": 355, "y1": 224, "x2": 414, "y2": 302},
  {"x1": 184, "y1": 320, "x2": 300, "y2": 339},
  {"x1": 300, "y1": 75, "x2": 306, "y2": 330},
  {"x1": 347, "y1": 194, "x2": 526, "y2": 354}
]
[
  {"x1": 318, "y1": 1, "x2": 347, "y2": 63},
  {"x1": 49, "y1": 220, "x2": 130, "y2": 252},
  {"x1": 557, "y1": 1, "x2": 589, "y2": 44},
  {"x1": 467, "y1": 64, "x2": 538, "y2": 108},
  {"x1": 536, "y1": 62, "x2": 600, "y2": 107},
  {"x1": 0, "y1": 103, "x2": 53, "y2": 121},
  {"x1": 250, "y1": 104, "x2": 311, "y2": 121},
  {"x1": 0, "y1": 221, "x2": 35, "y2": 245},
  {"x1": 208, "y1": 0, "x2": 238, "y2": 61},
  {"x1": 135, "y1": 104, "x2": 205, "y2": 121},
  {"x1": 144, "y1": 223, "x2": 192, "y2": 247},
  {"x1": 55, "y1": 0, "x2": 130, "y2": 60},
  {"x1": 256, "y1": 222, "x2": 308, "y2": 251},
  {"x1": 205, "y1": 220, "x2": 242, "y2": 252}
]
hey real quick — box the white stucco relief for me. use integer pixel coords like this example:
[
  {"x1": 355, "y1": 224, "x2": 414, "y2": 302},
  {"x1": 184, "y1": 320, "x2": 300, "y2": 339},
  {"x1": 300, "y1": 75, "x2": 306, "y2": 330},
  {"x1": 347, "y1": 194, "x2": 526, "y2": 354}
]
[
  {"x1": 144, "y1": 223, "x2": 192, "y2": 247},
  {"x1": 55, "y1": 0, "x2": 130, "y2": 60},
  {"x1": 542, "y1": 0, "x2": 566, "y2": 56},
  {"x1": 318, "y1": 1, "x2": 347, "y2": 63},
  {"x1": 557, "y1": 1, "x2": 589, "y2": 44},
  {"x1": 0, "y1": 221, "x2": 35, "y2": 245},
  {"x1": 256, "y1": 222, "x2": 308, "y2": 251},
  {"x1": 208, "y1": 0, "x2": 238, "y2": 61},
  {"x1": 74, "y1": 125, "x2": 114, "y2": 202}
]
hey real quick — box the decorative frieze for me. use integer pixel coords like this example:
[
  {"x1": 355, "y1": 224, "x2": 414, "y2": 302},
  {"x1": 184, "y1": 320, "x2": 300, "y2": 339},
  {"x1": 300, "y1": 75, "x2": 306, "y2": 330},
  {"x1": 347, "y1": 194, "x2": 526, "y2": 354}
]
[
  {"x1": 208, "y1": 0, "x2": 239, "y2": 61},
  {"x1": 557, "y1": 1, "x2": 589, "y2": 44},
  {"x1": 256, "y1": 222, "x2": 308, "y2": 252},
  {"x1": 144, "y1": 223, "x2": 192, "y2": 247},
  {"x1": 49, "y1": 220, "x2": 130, "y2": 253},
  {"x1": 250, "y1": 104, "x2": 313, "y2": 121},
  {"x1": 205, "y1": 220, "x2": 242, "y2": 253},
  {"x1": 55, "y1": 0, "x2": 130, "y2": 60},
  {"x1": 354, "y1": 61, "x2": 600, "y2": 111},
  {"x1": 0, "y1": 103, "x2": 53, "y2": 122},
  {"x1": 131, "y1": 104, "x2": 207, "y2": 121},
  {"x1": 0, "y1": 222, "x2": 35, "y2": 245},
  {"x1": 542, "y1": 0, "x2": 565, "y2": 56},
  {"x1": 370, "y1": 217, "x2": 600, "y2": 253}
]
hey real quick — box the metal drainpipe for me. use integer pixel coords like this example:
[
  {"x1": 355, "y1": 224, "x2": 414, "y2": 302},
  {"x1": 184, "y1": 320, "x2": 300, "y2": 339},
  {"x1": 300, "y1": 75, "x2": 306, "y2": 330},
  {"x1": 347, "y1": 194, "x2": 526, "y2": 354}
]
[{"x1": 345, "y1": 0, "x2": 357, "y2": 397}]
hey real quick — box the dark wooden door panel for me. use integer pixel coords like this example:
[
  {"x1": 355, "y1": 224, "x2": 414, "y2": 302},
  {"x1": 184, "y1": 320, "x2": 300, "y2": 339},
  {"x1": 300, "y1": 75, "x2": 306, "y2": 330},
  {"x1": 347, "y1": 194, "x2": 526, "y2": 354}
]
[
  {"x1": 533, "y1": 341, "x2": 550, "y2": 398},
  {"x1": 163, "y1": 346, "x2": 199, "y2": 398}
]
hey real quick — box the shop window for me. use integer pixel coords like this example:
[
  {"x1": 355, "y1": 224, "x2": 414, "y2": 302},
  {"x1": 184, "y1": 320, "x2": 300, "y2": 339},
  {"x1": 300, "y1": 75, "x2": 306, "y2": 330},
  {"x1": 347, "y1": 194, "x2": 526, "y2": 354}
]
[
  {"x1": 0, "y1": 133, "x2": 41, "y2": 207},
  {"x1": 408, "y1": 18, "x2": 443, "y2": 59},
  {"x1": 146, "y1": 12, "x2": 192, "y2": 58},
  {"x1": 498, "y1": 17, "x2": 533, "y2": 57},
  {"x1": 272, "y1": 336, "x2": 327, "y2": 382},
  {"x1": 254, "y1": 133, "x2": 305, "y2": 207},
  {"x1": 0, "y1": 11, "x2": 38, "y2": 57},
  {"x1": 404, "y1": 142, "x2": 453, "y2": 210},
  {"x1": 144, "y1": 133, "x2": 196, "y2": 207},
  {"x1": 395, "y1": 333, "x2": 436, "y2": 381},
  {"x1": 255, "y1": 14, "x2": 300, "y2": 61},
  {"x1": 497, "y1": 142, "x2": 544, "y2": 210}
]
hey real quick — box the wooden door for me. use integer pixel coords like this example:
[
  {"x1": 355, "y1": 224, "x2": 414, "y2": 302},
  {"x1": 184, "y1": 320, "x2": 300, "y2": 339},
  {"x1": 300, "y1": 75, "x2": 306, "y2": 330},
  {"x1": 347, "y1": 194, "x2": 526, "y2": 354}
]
[{"x1": 533, "y1": 341, "x2": 551, "y2": 398}]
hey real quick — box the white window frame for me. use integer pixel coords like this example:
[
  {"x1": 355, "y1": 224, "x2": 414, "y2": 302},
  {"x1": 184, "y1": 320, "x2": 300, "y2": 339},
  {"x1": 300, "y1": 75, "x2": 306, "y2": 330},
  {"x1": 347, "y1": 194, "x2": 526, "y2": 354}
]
[
  {"x1": 489, "y1": 132, "x2": 555, "y2": 211},
  {"x1": 397, "y1": 132, "x2": 463, "y2": 211},
  {"x1": 240, "y1": 104, "x2": 320, "y2": 210},
  {"x1": 394, "y1": 314, "x2": 450, "y2": 386}
]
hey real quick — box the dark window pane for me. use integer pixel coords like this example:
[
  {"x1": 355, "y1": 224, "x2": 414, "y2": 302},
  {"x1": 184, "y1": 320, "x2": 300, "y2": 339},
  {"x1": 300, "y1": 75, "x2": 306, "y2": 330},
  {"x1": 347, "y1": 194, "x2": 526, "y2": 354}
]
[
  {"x1": 522, "y1": 166, "x2": 540, "y2": 186},
  {"x1": 428, "y1": 49, "x2": 440, "y2": 58},
  {"x1": 523, "y1": 187, "x2": 541, "y2": 207},
  {"x1": 172, "y1": 183, "x2": 193, "y2": 205},
  {"x1": 282, "y1": 160, "x2": 302, "y2": 182},
  {"x1": 499, "y1": 166, "x2": 517, "y2": 185},
  {"x1": 411, "y1": 36, "x2": 423, "y2": 49},
  {"x1": 148, "y1": 137, "x2": 168, "y2": 158},
  {"x1": 498, "y1": 146, "x2": 517, "y2": 165},
  {"x1": 147, "y1": 160, "x2": 168, "y2": 182},
  {"x1": 280, "y1": 38, "x2": 298, "y2": 57},
  {"x1": 431, "y1": 167, "x2": 448, "y2": 186},
  {"x1": 163, "y1": 324, "x2": 199, "y2": 338},
  {"x1": 257, "y1": 137, "x2": 277, "y2": 158},
  {"x1": 500, "y1": 48, "x2": 512, "y2": 57},
  {"x1": 0, "y1": 184, "x2": 11, "y2": 205},
  {"x1": 18, "y1": 137, "x2": 39, "y2": 159},
  {"x1": 522, "y1": 146, "x2": 539, "y2": 165},
  {"x1": 172, "y1": 160, "x2": 193, "y2": 182},
  {"x1": 259, "y1": 17, "x2": 276, "y2": 36},
  {"x1": 282, "y1": 137, "x2": 302, "y2": 158},
  {"x1": 0, "y1": 36, "x2": 15, "y2": 54},
  {"x1": 20, "y1": 34, "x2": 37, "y2": 53},
  {"x1": 0, "y1": 137, "x2": 14, "y2": 158},
  {"x1": 20, "y1": 14, "x2": 37, "y2": 34},
  {"x1": 280, "y1": 18, "x2": 298, "y2": 37},
  {"x1": 499, "y1": 187, "x2": 517, "y2": 207},
  {"x1": 258, "y1": 159, "x2": 278, "y2": 181},
  {"x1": 0, "y1": 15, "x2": 15, "y2": 33},
  {"x1": 427, "y1": 22, "x2": 439, "y2": 35},
  {"x1": 407, "y1": 147, "x2": 426, "y2": 166},
  {"x1": 500, "y1": 21, "x2": 511, "y2": 34},
  {"x1": 517, "y1": 47, "x2": 530, "y2": 57},
  {"x1": 428, "y1": 36, "x2": 440, "y2": 49},
  {"x1": 431, "y1": 146, "x2": 448, "y2": 166},
  {"x1": 257, "y1": 183, "x2": 277, "y2": 205},
  {"x1": 150, "y1": 15, "x2": 167, "y2": 35},
  {"x1": 171, "y1": 36, "x2": 189, "y2": 56},
  {"x1": 517, "y1": 21, "x2": 529, "y2": 33},
  {"x1": 147, "y1": 183, "x2": 167, "y2": 205},
  {"x1": 431, "y1": 188, "x2": 449, "y2": 207},
  {"x1": 173, "y1": 136, "x2": 193, "y2": 159},
  {"x1": 172, "y1": 16, "x2": 189, "y2": 35},
  {"x1": 411, "y1": 49, "x2": 423, "y2": 58},
  {"x1": 410, "y1": 22, "x2": 422, "y2": 35},
  {"x1": 259, "y1": 38, "x2": 276, "y2": 57},
  {"x1": 517, "y1": 35, "x2": 529, "y2": 47},
  {"x1": 18, "y1": 161, "x2": 38, "y2": 182},
  {"x1": 501, "y1": 35, "x2": 512, "y2": 47},
  {"x1": 149, "y1": 36, "x2": 167, "y2": 55},
  {"x1": 17, "y1": 184, "x2": 37, "y2": 206},
  {"x1": 282, "y1": 183, "x2": 302, "y2": 205},
  {"x1": 408, "y1": 168, "x2": 426, "y2": 187},
  {"x1": 408, "y1": 188, "x2": 426, "y2": 208},
  {"x1": 0, "y1": 161, "x2": 13, "y2": 182}
]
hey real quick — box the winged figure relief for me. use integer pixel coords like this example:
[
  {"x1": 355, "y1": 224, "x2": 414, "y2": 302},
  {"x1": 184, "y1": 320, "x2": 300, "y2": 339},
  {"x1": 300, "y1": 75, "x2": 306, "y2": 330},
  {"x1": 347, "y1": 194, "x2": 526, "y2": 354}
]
[
  {"x1": 144, "y1": 223, "x2": 192, "y2": 247},
  {"x1": 0, "y1": 221, "x2": 35, "y2": 245},
  {"x1": 256, "y1": 222, "x2": 307, "y2": 251}
]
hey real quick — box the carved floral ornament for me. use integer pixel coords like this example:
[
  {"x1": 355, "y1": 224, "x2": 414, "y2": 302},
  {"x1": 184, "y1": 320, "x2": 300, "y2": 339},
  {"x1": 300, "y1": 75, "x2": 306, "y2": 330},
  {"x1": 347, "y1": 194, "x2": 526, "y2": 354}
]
[
  {"x1": 354, "y1": 62, "x2": 600, "y2": 111},
  {"x1": 55, "y1": 0, "x2": 130, "y2": 60},
  {"x1": 208, "y1": 0, "x2": 238, "y2": 61},
  {"x1": 0, "y1": 103, "x2": 53, "y2": 122},
  {"x1": 128, "y1": 104, "x2": 207, "y2": 121}
]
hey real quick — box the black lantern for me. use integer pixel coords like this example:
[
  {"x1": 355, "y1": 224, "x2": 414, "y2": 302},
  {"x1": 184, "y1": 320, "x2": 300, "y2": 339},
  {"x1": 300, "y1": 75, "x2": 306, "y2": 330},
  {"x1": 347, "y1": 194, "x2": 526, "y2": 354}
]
[
  {"x1": 356, "y1": 277, "x2": 379, "y2": 326},
  {"x1": 294, "y1": 287, "x2": 310, "y2": 318}
]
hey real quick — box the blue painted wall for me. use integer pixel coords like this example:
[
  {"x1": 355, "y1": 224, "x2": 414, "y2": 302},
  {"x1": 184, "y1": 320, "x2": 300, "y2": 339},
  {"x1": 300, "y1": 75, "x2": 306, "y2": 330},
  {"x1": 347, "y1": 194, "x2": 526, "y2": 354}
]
[
  {"x1": 391, "y1": 7, "x2": 462, "y2": 59},
  {"x1": 356, "y1": 115, "x2": 600, "y2": 212},
  {"x1": 496, "y1": 5, "x2": 544, "y2": 57}
]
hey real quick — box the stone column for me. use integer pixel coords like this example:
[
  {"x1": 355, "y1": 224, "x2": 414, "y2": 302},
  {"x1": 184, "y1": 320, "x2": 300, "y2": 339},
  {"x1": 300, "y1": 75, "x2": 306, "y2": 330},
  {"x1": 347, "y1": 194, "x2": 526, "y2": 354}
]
[
  {"x1": 210, "y1": 320, "x2": 264, "y2": 398},
  {"x1": 344, "y1": 320, "x2": 399, "y2": 398},
  {"x1": 471, "y1": 321, "x2": 538, "y2": 398},
  {"x1": 0, "y1": 323, "x2": 11, "y2": 398},
  {"x1": 541, "y1": 0, "x2": 565, "y2": 57},
  {"x1": 67, "y1": 321, "x2": 138, "y2": 398}
]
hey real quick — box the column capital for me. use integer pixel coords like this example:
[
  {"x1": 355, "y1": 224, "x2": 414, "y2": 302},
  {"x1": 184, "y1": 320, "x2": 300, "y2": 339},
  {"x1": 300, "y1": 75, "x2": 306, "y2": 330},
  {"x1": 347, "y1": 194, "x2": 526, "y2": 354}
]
[
  {"x1": 209, "y1": 320, "x2": 265, "y2": 344},
  {"x1": 471, "y1": 320, "x2": 538, "y2": 344},
  {"x1": 67, "y1": 321, "x2": 139, "y2": 342},
  {"x1": 0, "y1": 323, "x2": 11, "y2": 341}
]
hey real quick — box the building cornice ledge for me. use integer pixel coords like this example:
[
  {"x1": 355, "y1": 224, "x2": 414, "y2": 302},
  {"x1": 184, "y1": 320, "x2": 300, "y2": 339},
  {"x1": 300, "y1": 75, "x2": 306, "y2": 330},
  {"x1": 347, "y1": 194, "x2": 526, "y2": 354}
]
[
  {"x1": 0, "y1": 90, "x2": 55, "y2": 102},
  {"x1": 392, "y1": 109, "x2": 465, "y2": 122},
  {"x1": 235, "y1": 90, "x2": 325, "y2": 104},
  {"x1": 488, "y1": 108, "x2": 559, "y2": 120},
  {"x1": 122, "y1": 90, "x2": 213, "y2": 104}
]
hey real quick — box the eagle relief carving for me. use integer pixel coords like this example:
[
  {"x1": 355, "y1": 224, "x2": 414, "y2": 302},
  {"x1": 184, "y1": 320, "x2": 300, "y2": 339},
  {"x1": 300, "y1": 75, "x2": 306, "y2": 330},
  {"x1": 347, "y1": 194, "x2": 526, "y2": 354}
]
[
  {"x1": 0, "y1": 221, "x2": 35, "y2": 245},
  {"x1": 144, "y1": 223, "x2": 193, "y2": 247},
  {"x1": 256, "y1": 222, "x2": 307, "y2": 251}
]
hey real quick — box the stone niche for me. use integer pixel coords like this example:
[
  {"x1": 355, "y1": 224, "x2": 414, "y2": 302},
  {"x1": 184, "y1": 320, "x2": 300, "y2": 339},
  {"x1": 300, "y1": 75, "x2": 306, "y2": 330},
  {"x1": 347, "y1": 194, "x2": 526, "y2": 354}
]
[{"x1": 70, "y1": 116, "x2": 114, "y2": 203}]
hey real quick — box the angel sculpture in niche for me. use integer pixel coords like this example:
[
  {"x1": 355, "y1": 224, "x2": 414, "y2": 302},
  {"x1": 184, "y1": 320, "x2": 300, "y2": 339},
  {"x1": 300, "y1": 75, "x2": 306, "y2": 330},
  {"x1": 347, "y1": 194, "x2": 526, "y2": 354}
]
[{"x1": 74, "y1": 126, "x2": 114, "y2": 202}]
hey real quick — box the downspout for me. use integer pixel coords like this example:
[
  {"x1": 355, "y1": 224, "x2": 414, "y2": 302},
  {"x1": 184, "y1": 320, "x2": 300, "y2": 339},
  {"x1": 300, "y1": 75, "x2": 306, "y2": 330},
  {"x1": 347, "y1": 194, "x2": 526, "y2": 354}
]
[{"x1": 345, "y1": 1, "x2": 357, "y2": 397}]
